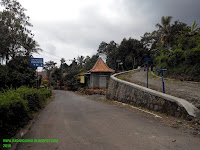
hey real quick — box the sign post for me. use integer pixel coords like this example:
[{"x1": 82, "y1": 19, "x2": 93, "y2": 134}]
[
  {"x1": 30, "y1": 58, "x2": 44, "y2": 89},
  {"x1": 156, "y1": 68, "x2": 168, "y2": 93},
  {"x1": 144, "y1": 58, "x2": 153, "y2": 88},
  {"x1": 116, "y1": 60, "x2": 121, "y2": 72}
]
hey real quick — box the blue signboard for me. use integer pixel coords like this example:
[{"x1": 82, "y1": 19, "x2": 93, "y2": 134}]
[
  {"x1": 30, "y1": 58, "x2": 43, "y2": 67},
  {"x1": 156, "y1": 68, "x2": 168, "y2": 71},
  {"x1": 144, "y1": 58, "x2": 153, "y2": 61}
]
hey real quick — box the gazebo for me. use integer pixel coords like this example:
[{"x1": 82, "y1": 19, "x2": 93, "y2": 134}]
[{"x1": 86, "y1": 57, "x2": 115, "y2": 88}]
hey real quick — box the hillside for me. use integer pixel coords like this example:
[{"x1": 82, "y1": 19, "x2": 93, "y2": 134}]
[{"x1": 117, "y1": 70, "x2": 200, "y2": 109}]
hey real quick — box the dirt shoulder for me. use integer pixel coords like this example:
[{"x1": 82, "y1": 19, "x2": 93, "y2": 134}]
[{"x1": 117, "y1": 70, "x2": 200, "y2": 108}]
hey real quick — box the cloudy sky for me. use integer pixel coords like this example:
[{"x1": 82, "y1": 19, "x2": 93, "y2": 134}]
[{"x1": 17, "y1": 0, "x2": 200, "y2": 66}]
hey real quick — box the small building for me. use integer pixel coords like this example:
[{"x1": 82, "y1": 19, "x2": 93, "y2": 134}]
[
  {"x1": 37, "y1": 71, "x2": 48, "y2": 79},
  {"x1": 87, "y1": 58, "x2": 115, "y2": 88},
  {"x1": 77, "y1": 71, "x2": 86, "y2": 84}
]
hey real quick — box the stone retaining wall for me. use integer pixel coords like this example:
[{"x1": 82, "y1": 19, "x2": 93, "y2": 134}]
[{"x1": 106, "y1": 71, "x2": 200, "y2": 120}]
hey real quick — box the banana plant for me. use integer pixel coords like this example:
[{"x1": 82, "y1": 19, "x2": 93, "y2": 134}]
[{"x1": 190, "y1": 21, "x2": 198, "y2": 35}]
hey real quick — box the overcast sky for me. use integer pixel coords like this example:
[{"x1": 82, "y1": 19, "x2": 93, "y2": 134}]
[{"x1": 17, "y1": 0, "x2": 200, "y2": 66}]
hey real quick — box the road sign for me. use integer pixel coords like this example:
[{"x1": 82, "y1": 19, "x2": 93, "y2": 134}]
[
  {"x1": 30, "y1": 58, "x2": 43, "y2": 67},
  {"x1": 156, "y1": 68, "x2": 168, "y2": 93},
  {"x1": 144, "y1": 58, "x2": 153, "y2": 61},
  {"x1": 156, "y1": 68, "x2": 168, "y2": 72}
]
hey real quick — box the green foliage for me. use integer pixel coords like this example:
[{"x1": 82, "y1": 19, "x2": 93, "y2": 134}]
[
  {"x1": 56, "y1": 54, "x2": 99, "y2": 91},
  {"x1": 0, "y1": 64, "x2": 9, "y2": 90},
  {"x1": 97, "y1": 41, "x2": 118, "y2": 70},
  {"x1": 0, "y1": 56, "x2": 36, "y2": 90},
  {"x1": 52, "y1": 68, "x2": 62, "y2": 83},
  {"x1": 0, "y1": 0, "x2": 41, "y2": 62},
  {"x1": 153, "y1": 27, "x2": 200, "y2": 81},
  {"x1": 0, "y1": 91, "x2": 29, "y2": 139},
  {"x1": 7, "y1": 56, "x2": 36, "y2": 88},
  {"x1": 155, "y1": 16, "x2": 173, "y2": 47},
  {"x1": 0, "y1": 0, "x2": 40, "y2": 90},
  {"x1": 0, "y1": 87, "x2": 52, "y2": 141},
  {"x1": 52, "y1": 16, "x2": 200, "y2": 87},
  {"x1": 118, "y1": 38, "x2": 147, "y2": 70},
  {"x1": 43, "y1": 60, "x2": 57, "y2": 87},
  {"x1": 190, "y1": 21, "x2": 198, "y2": 33},
  {"x1": 149, "y1": 17, "x2": 200, "y2": 81},
  {"x1": 16, "y1": 87, "x2": 51, "y2": 112},
  {"x1": 83, "y1": 54, "x2": 99, "y2": 71},
  {"x1": 97, "y1": 38, "x2": 147, "y2": 71},
  {"x1": 64, "y1": 69, "x2": 80, "y2": 91}
]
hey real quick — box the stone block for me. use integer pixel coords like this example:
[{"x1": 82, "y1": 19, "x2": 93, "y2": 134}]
[
  {"x1": 175, "y1": 112, "x2": 180, "y2": 118},
  {"x1": 158, "y1": 106, "x2": 163, "y2": 111},
  {"x1": 148, "y1": 97, "x2": 152, "y2": 103},
  {"x1": 150, "y1": 104, "x2": 153, "y2": 110},
  {"x1": 157, "y1": 99, "x2": 165, "y2": 105},
  {"x1": 154, "y1": 105, "x2": 158, "y2": 111},
  {"x1": 108, "y1": 72, "x2": 198, "y2": 120}
]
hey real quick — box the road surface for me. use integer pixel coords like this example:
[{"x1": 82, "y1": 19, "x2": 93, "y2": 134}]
[
  {"x1": 16, "y1": 90, "x2": 200, "y2": 150},
  {"x1": 127, "y1": 70, "x2": 200, "y2": 107}
]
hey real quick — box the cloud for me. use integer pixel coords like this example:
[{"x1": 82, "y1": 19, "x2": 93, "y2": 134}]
[{"x1": 17, "y1": 0, "x2": 200, "y2": 66}]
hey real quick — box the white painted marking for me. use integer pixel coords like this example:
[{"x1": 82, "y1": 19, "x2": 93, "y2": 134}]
[{"x1": 114, "y1": 101, "x2": 162, "y2": 118}]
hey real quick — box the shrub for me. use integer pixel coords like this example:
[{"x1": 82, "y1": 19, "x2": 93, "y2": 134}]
[
  {"x1": 16, "y1": 87, "x2": 52, "y2": 112},
  {"x1": 0, "y1": 91, "x2": 29, "y2": 139},
  {"x1": 0, "y1": 87, "x2": 52, "y2": 142}
]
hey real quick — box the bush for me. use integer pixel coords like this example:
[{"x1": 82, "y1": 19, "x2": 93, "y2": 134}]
[
  {"x1": 0, "y1": 65, "x2": 9, "y2": 91},
  {"x1": 0, "y1": 87, "x2": 52, "y2": 142},
  {"x1": 0, "y1": 90, "x2": 29, "y2": 139}
]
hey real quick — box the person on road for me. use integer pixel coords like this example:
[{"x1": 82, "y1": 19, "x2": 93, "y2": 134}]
[{"x1": 144, "y1": 65, "x2": 146, "y2": 71}]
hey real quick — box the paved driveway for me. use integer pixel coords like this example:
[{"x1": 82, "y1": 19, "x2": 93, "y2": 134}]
[{"x1": 16, "y1": 90, "x2": 200, "y2": 150}]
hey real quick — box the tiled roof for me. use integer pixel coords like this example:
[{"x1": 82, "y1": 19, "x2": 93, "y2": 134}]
[{"x1": 88, "y1": 58, "x2": 115, "y2": 73}]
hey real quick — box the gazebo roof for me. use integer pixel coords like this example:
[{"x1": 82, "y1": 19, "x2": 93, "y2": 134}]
[{"x1": 88, "y1": 57, "x2": 115, "y2": 73}]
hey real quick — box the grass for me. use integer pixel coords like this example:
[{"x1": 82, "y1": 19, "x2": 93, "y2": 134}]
[
  {"x1": 116, "y1": 70, "x2": 138, "y2": 81},
  {"x1": 148, "y1": 71, "x2": 181, "y2": 83},
  {"x1": 45, "y1": 92, "x2": 55, "y2": 105}
]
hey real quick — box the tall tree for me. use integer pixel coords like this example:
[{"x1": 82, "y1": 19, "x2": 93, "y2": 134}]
[
  {"x1": 83, "y1": 54, "x2": 99, "y2": 71},
  {"x1": 43, "y1": 61, "x2": 57, "y2": 87},
  {"x1": 155, "y1": 16, "x2": 173, "y2": 47},
  {"x1": 141, "y1": 32, "x2": 158, "y2": 54},
  {"x1": 60, "y1": 58, "x2": 65, "y2": 72},
  {"x1": 7, "y1": 56, "x2": 36, "y2": 88},
  {"x1": 118, "y1": 38, "x2": 146, "y2": 70},
  {"x1": 97, "y1": 41, "x2": 118, "y2": 70},
  {"x1": 77, "y1": 56, "x2": 85, "y2": 69},
  {"x1": 0, "y1": 0, "x2": 41, "y2": 63}
]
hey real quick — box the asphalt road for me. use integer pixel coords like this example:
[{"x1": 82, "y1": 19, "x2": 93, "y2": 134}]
[{"x1": 16, "y1": 90, "x2": 200, "y2": 150}]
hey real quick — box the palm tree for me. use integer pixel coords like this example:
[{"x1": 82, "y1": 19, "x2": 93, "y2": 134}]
[{"x1": 155, "y1": 16, "x2": 173, "y2": 46}]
